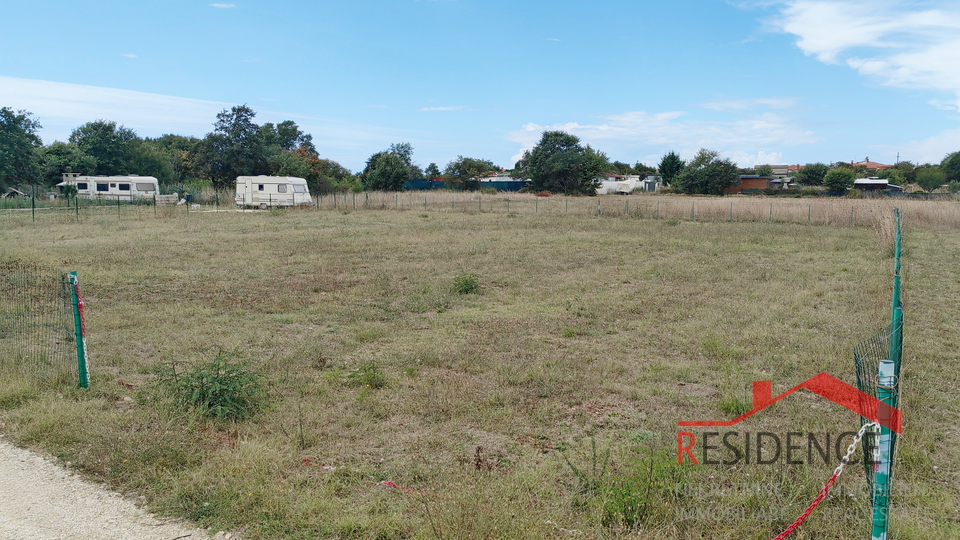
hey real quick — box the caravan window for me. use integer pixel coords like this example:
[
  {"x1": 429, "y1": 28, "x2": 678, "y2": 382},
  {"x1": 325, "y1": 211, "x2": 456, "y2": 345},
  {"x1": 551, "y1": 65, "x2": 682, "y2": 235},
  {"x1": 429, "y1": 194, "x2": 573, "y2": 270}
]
[
  {"x1": 258, "y1": 184, "x2": 265, "y2": 191},
  {"x1": 293, "y1": 184, "x2": 306, "y2": 193},
  {"x1": 77, "y1": 183, "x2": 88, "y2": 190},
  {"x1": 135, "y1": 183, "x2": 154, "y2": 191},
  {"x1": 278, "y1": 184, "x2": 288, "y2": 193},
  {"x1": 96, "y1": 183, "x2": 109, "y2": 191},
  {"x1": 110, "y1": 183, "x2": 116, "y2": 188},
  {"x1": 118, "y1": 184, "x2": 130, "y2": 191}
]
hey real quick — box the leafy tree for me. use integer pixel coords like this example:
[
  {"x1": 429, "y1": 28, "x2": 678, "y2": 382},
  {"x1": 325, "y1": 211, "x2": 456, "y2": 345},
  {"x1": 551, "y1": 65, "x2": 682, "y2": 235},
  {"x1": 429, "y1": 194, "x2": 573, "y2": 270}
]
[
  {"x1": 38, "y1": 141, "x2": 97, "y2": 186},
  {"x1": 755, "y1": 164, "x2": 773, "y2": 176},
  {"x1": 671, "y1": 149, "x2": 740, "y2": 195},
  {"x1": 388, "y1": 142, "x2": 423, "y2": 179},
  {"x1": 512, "y1": 131, "x2": 608, "y2": 195},
  {"x1": 634, "y1": 162, "x2": 657, "y2": 177},
  {"x1": 424, "y1": 163, "x2": 442, "y2": 179},
  {"x1": 876, "y1": 168, "x2": 905, "y2": 186},
  {"x1": 444, "y1": 156, "x2": 498, "y2": 190},
  {"x1": 260, "y1": 121, "x2": 314, "y2": 153},
  {"x1": 657, "y1": 151, "x2": 685, "y2": 185},
  {"x1": 69, "y1": 120, "x2": 137, "y2": 176},
  {"x1": 292, "y1": 146, "x2": 354, "y2": 193},
  {"x1": 194, "y1": 105, "x2": 268, "y2": 188},
  {"x1": 0, "y1": 107, "x2": 43, "y2": 189},
  {"x1": 891, "y1": 161, "x2": 917, "y2": 184},
  {"x1": 128, "y1": 139, "x2": 175, "y2": 184},
  {"x1": 823, "y1": 168, "x2": 855, "y2": 193},
  {"x1": 611, "y1": 161, "x2": 633, "y2": 175},
  {"x1": 941, "y1": 151, "x2": 960, "y2": 182},
  {"x1": 916, "y1": 167, "x2": 946, "y2": 192},
  {"x1": 795, "y1": 163, "x2": 829, "y2": 185},
  {"x1": 362, "y1": 151, "x2": 409, "y2": 191}
]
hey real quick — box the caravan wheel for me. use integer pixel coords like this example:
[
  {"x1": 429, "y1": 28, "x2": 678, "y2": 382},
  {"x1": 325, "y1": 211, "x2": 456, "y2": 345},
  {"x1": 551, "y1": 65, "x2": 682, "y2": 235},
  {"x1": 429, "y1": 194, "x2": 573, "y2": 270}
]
[{"x1": 260, "y1": 203, "x2": 268, "y2": 210}]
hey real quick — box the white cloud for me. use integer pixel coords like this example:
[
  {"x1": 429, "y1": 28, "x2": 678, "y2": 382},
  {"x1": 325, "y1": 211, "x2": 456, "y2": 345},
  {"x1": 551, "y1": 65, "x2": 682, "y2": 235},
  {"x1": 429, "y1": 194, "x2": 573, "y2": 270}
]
[
  {"x1": 421, "y1": 106, "x2": 465, "y2": 111},
  {"x1": 210, "y1": 3, "x2": 236, "y2": 8},
  {"x1": 507, "y1": 110, "x2": 816, "y2": 166},
  {"x1": 546, "y1": 38, "x2": 561, "y2": 42},
  {"x1": 878, "y1": 127, "x2": 960, "y2": 165},
  {"x1": 0, "y1": 76, "x2": 232, "y2": 142},
  {"x1": 770, "y1": 1, "x2": 960, "y2": 110},
  {"x1": 121, "y1": 54, "x2": 138, "y2": 59}
]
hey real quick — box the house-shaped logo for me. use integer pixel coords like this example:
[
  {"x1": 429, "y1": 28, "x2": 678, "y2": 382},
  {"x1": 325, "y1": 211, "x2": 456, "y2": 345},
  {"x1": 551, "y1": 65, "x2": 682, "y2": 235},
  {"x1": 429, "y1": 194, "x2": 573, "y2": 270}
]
[{"x1": 677, "y1": 373, "x2": 901, "y2": 433}]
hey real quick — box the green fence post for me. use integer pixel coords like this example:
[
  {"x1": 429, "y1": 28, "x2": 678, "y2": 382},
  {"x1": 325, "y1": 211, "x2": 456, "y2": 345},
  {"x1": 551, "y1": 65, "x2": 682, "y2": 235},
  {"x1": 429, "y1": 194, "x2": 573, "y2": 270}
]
[
  {"x1": 851, "y1": 206, "x2": 855, "y2": 226},
  {"x1": 625, "y1": 200, "x2": 629, "y2": 216},
  {"x1": 872, "y1": 360, "x2": 895, "y2": 540},
  {"x1": 597, "y1": 199, "x2": 601, "y2": 217},
  {"x1": 68, "y1": 272, "x2": 89, "y2": 388},
  {"x1": 32, "y1": 185, "x2": 36, "y2": 222},
  {"x1": 117, "y1": 195, "x2": 121, "y2": 220}
]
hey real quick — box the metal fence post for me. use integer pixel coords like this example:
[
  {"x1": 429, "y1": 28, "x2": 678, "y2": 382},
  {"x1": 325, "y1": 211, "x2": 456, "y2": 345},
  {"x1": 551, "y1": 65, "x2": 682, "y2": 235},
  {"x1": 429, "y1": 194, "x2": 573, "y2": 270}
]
[{"x1": 68, "y1": 272, "x2": 89, "y2": 388}]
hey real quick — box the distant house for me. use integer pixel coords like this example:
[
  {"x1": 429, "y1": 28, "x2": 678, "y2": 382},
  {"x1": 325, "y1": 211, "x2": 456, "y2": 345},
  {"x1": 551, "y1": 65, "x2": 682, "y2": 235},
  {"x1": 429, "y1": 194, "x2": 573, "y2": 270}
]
[
  {"x1": 851, "y1": 157, "x2": 893, "y2": 171},
  {"x1": 853, "y1": 177, "x2": 904, "y2": 191},
  {"x1": 640, "y1": 175, "x2": 663, "y2": 192},
  {"x1": 726, "y1": 175, "x2": 772, "y2": 194}
]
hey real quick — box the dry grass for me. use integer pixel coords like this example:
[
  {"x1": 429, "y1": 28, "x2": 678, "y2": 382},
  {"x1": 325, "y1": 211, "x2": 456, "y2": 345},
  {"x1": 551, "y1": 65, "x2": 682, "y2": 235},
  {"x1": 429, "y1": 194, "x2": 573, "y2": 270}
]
[{"x1": 0, "y1": 196, "x2": 958, "y2": 539}]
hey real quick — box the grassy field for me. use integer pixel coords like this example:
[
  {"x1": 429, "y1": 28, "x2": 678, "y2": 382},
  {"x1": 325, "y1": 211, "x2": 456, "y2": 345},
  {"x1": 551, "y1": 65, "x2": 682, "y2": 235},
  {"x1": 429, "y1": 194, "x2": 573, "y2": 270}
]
[{"x1": 1, "y1": 196, "x2": 958, "y2": 539}]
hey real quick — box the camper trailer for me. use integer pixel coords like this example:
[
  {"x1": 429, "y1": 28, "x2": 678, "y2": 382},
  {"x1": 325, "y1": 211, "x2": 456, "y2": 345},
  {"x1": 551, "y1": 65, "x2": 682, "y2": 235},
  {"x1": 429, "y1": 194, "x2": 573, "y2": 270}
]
[
  {"x1": 235, "y1": 176, "x2": 314, "y2": 209},
  {"x1": 57, "y1": 173, "x2": 159, "y2": 201}
]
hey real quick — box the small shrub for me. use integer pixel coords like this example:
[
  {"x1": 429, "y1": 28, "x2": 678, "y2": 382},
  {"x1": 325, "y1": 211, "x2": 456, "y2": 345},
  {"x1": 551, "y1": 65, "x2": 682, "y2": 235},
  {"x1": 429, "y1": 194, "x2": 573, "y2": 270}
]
[
  {"x1": 155, "y1": 348, "x2": 262, "y2": 421},
  {"x1": 718, "y1": 395, "x2": 751, "y2": 416},
  {"x1": 452, "y1": 273, "x2": 481, "y2": 295},
  {"x1": 346, "y1": 360, "x2": 388, "y2": 389}
]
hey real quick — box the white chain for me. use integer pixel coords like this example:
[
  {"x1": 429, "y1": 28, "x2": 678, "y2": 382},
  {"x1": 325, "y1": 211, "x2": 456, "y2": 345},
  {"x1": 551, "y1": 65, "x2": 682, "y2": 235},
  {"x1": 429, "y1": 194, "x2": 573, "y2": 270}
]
[{"x1": 833, "y1": 422, "x2": 880, "y2": 477}]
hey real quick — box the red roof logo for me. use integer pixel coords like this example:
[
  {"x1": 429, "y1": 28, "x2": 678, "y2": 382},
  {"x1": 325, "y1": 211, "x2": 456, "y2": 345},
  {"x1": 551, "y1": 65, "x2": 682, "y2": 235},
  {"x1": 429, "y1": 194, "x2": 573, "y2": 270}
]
[{"x1": 678, "y1": 373, "x2": 901, "y2": 433}]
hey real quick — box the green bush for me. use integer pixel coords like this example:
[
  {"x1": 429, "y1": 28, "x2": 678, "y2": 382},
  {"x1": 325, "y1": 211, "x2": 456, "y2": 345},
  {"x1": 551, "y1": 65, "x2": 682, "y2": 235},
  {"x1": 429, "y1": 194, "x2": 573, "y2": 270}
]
[
  {"x1": 156, "y1": 348, "x2": 262, "y2": 421},
  {"x1": 452, "y1": 273, "x2": 481, "y2": 294},
  {"x1": 346, "y1": 360, "x2": 388, "y2": 389}
]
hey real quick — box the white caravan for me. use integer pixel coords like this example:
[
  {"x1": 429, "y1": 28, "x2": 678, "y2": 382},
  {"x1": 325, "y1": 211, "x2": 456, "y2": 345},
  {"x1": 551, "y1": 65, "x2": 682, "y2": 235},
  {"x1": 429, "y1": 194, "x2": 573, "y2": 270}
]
[
  {"x1": 56, "y1": 174, "x2": 159, "y2": 201},
  {"x1": 235, "y1": 176, "x2": 314, "y2": 209}
]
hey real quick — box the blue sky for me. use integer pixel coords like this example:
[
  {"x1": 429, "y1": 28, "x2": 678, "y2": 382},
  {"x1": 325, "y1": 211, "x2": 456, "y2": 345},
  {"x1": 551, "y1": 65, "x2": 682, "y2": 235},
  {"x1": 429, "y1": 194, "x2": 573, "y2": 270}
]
[{"x1": 2, "y1": 0, "x2": 958, "y2": 172}]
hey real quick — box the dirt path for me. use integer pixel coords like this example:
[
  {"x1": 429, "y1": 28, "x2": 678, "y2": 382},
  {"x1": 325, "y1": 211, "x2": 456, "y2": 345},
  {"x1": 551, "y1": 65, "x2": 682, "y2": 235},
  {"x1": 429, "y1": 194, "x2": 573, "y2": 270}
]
[{"x1": 0, "y1": 438, "x2": 237, "y2": 540}]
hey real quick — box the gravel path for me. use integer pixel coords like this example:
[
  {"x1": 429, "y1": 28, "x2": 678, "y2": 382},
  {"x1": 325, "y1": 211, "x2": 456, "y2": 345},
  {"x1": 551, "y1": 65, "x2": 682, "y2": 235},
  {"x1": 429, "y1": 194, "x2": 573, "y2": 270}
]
[{"x1": 0, "y1": 438, "x2": 237, "y2": 540}]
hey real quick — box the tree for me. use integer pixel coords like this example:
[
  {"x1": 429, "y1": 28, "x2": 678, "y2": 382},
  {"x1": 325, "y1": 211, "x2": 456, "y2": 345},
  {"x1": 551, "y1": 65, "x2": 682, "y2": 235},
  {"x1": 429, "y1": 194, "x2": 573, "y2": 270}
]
[
  {"x1": 260, "y1": 121, "x2": 314, "y2": 153},
  {"x1": 916, "y1": 167, "x2": 946, "y2": 192},
  {"x1": 634, "y1": 162, "x2": 657, "y2": 177},
  {"x1": 795, "y1": 163, "x2": 829, "y2": 185},
  {"x1": 424, "y1": 163, "x2": 442, "y2": 179},
  {"x1": 657, "y1": 151, "x2": 685, "y2": 185},
  {"x1": 444, "y1": 156, "x2": 498, "y2": 190},
  {"x1": 197, "y1": 105, "x2": 266, "y2": 188},
  {"x1": 0, "y1": 107, "x2": 43, "y2": 189},
  {"x1": 69, "y1": 120, "x2": 138, "y2": 176},
  {"x1": 38, "y1": 142, "x2": 97, "y2": 186},
  {"x1": 876, "y1": 168, "x2": 905, "y2": 186},
  {"x1": 388, "y1": 142, "x2": 423, "y2": 179},
  {"x1": 362, "y1": 151, "x2": 409, "y2": 191},
  {"x1": 755, "y1": 164, "x2": 773, "y2": 177},
  {"x1": 823, "y1": 168, "x2": 855, "y2": 193},
  {"x1": 512, "y1": 131, "x2": 608, "y2": 195},
  {"x1": 293, "y1": 146, "x2": 354, "y2": 193},
  {"x1": 671, "y1": 148, "x2": 740, "y2": 195},
  {"x1": 941, "y1": 151, "x2": 960, "y2": 182}
]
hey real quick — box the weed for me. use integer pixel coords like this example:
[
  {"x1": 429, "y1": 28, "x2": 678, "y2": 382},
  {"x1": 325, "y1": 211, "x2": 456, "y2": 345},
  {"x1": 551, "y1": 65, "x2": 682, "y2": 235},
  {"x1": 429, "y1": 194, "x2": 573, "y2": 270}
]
[
  {"x1": 154, "y1": 348, "x2": 262, "y2": 421},
  {"x1": 718, "y1": 395, "x2": 751, "y2": 416},
  {"x1": 452, "y1": 273, "x2": 481, "y2": 295},
  {"x1": 346, "y1": 360, "x2": 388, "y2": 389}
]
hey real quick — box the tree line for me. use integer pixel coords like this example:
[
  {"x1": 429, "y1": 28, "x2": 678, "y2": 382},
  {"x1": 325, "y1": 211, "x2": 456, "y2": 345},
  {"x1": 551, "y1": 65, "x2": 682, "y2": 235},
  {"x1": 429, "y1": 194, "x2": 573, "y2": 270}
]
[{"x1": 2, "y1": 105, "x2": 959, "y2": 197}]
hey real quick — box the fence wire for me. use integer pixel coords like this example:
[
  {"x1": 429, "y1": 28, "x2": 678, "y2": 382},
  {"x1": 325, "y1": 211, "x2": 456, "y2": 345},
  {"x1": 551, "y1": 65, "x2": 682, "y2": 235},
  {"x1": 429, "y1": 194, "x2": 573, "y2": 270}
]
[{"x1": 0, "y1": 261, "x2": 76, "y2": 386}]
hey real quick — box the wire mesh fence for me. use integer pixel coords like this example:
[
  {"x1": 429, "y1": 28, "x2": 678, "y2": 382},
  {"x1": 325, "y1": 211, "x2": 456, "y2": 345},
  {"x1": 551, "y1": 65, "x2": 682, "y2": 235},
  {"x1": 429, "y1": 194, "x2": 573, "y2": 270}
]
[
  {"x1": 0, "y1": 261, "x2": 78, "y2": 387},
  {"x1": 2, "y1": 190, "x2": 959, "y2": 230}
]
